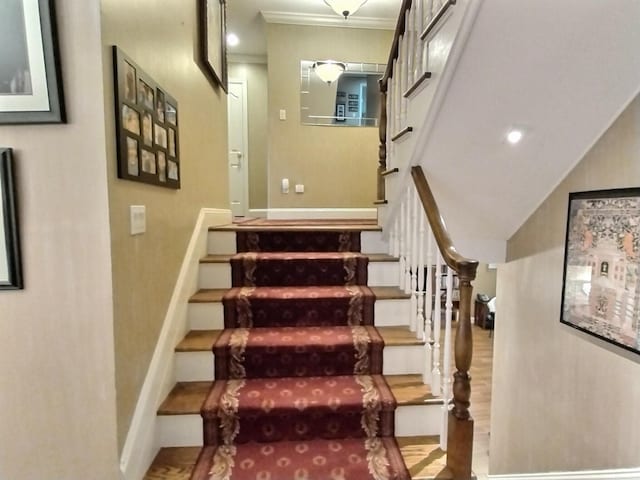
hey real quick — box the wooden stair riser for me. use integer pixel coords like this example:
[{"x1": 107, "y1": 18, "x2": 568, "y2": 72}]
[
  {"x1": 155, "y1": 403, "x2": 442, "y2": 448},
  {"x1": 188, "y1": 297, "x2": 411, "y2": 331},
  {"x1": 174, "y1": 343, "x2": 426, "y2": 382},
  {"x1": 207, "y1": 230, "x2": 388, "y2": 255},
  {"x1": 198, "y1": 260, "x2": 399, "y2": 289}
]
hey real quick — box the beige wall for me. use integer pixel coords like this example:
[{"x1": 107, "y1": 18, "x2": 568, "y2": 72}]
[
  {"x1": 266, "y1": 24, "x2": 392, "y2": 208},
  {"x1": 101, "y1": 0, "x2": 228, "y2": 450},
  {"x1": 491, "y1": 94, "x2": 640, "y2": 474},
  {"x1": 0, "y1": 1, "x2": 120, "y2": 478},
  {"x1": 473, "y1": 263, "x2": 497, "y2": 299},
  {"x1": 228, "y1": 62, "x2": 269, "y2": 209}
]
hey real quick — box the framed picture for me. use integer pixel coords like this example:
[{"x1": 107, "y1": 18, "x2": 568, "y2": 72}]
[
  {"x1": 199, "y1": 0, "x2": 228, "y2": 92},
  {"x1": 0, "y1": 0, "x2": 65, "y2": 124},
  {"x1": 560, "y1": 188, "x2": 640, "y2": 355},
  {"x1": 336, "y1": 103, "x2": 345, "y2": 122},
  {"x1": 113, "y1": 47, "x2": 180, "y2": 189},
  {"x1": 0, "y1": 148, "x2": 23, "y2": 290}
]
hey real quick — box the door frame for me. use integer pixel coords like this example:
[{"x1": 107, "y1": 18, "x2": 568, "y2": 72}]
[{"x1": 227, "y1": 78, "x2": 250, "y2": 217}]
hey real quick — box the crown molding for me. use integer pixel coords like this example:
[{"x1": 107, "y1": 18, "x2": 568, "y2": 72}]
[{"x1": 261, "y1": 10, "x2": 395, "y2": 30}]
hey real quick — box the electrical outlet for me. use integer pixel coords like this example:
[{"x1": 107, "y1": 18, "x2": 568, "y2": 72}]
[
  {"x1": 295, "y1": 184, "x2": 304, "y2": 194},
  {"x1": 130, "y1": 205, "x2": 146, "y2": 235},
  {"x1": 279, "y1": 109, "x2": 287, "y2": 120}
]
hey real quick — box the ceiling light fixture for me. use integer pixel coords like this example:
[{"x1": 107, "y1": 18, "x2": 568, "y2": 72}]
[
  {"x1": 507, "y1": 129, "x2": 523, "y2": 144},
  {"x1": 324, "y1": 0, "x2": 369, "y2": 19},
  {"x1": 226, "y1": 32, "x2": 239, "y2": 47},
  {"x1": 313, "y1": 61, "x2": 346, "y2": 84}
]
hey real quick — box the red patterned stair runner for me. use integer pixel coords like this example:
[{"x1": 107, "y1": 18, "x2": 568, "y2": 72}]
[
  {"x1": 223, "y1": 286, "x2": 375, "y2": 328},
  {"x1": 192, "y1": 227, "x2": 410, "y2": 480},
  {"x1": 236, "y1": 230, "x2": 361, "y2": 252}
]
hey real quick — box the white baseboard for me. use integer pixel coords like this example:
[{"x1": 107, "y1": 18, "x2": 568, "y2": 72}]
[
  {"x1": 119, "y1": 208, "x2": 232, "y2": 480},
  {"x1": 262, "y1": 208, "x2": 378, "y2": 220},
  {"x1": 489, "y1": 467, "x2": 640, "y2": 480}
]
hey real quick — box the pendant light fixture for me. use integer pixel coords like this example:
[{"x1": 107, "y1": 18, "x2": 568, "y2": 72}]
[
  {"x1": 313, "y1": 61, "x2": 347, "y2": 84},
  {"x1": 324, "y1": 0, "x2": 369, "y2": 19}
]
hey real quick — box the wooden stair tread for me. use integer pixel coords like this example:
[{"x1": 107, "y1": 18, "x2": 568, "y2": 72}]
[
  {"x1": 158, "y1": 374, "x2": 437, "y2": 415},
  {"x1": 201, "y1": 252, "x2": 398, "y2": 263},
  {"x1": 144, "y1": 437, "x2": 452, "y2": 480},
  {"x1": 189, "y1": 286, "x2": 409, "y2": 303},
  {"x1": 177, "y1": 326, "x2": 422, "y2": 352}
]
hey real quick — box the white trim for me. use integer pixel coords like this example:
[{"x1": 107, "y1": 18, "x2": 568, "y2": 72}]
[
  {"x1": 489, "y1": 467, "x2": 640, "y2": 480},
  {"x1": 119, "y1": 208, "x2": 232, "y2": 480},
  {"x1": 265, "y1": 208, "x2": 378, "y2": 220},
  {"x1": 261, "y1": 10, "x2": 395, "y2": 30},
  {"x1": 228, "y1": 54, "x2": 268, "y2": 64},
  {"x1": 248, "y1": 208, "x2": 268, "y2": 218}
]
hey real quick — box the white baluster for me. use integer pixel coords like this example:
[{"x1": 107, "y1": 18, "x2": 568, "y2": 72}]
[
  {"x1": 414, "y1": 0, "x2": 424, "y2": 79},
  {"x1": 416, "y1": 209, "x2": 425, "y2": 341},
  {"x1": 391, "y1": 61, "x2": 399, "y2": 134},
  {"x1": 403, "y1": 190, "x2": 412, "y2": 295},
  {"x1": 386, "y1": 81, "x2": 394, "y2": 167},
  {"x1": 423, "y1": 229, "x2": 434, "y2": 384},
  {"x1": 406, "y1": 8, "x2": 414, "y2": 88},
  {"x1": 431, "y1": 251, "x2": 442, "y2": 396},
  {"x1": 409, "y1": 188, "x2": 418, "y2": 332},
  {"x1": 398, "y1": 200, "x2": 406, "y2": 290},
  {"x1": 392, "y1": 214, "x2": 400, "y2": 259},
  {"x1": 400, "y1": 34, "x2": 408, "y2": 125},
  {"x1": 440, "y1": 265, "x2": 454, "y2": 451},
  {"x1": 396, "y1": 42, "x2": 403, "y2": 131}
]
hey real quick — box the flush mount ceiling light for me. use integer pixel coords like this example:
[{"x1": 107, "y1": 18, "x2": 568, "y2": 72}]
[
  {"x1": 507, "y1": 129, "x2": 523, "y2": 144},
  {"x1": 313, "y1": 61, "x2": 346, "y2": 84},
  {"x1": 226, "y1": 32, "x2": 239, "y2": 47},
  {"x1": 324, "y1": 0, "x2": 369, "y2": 19}
]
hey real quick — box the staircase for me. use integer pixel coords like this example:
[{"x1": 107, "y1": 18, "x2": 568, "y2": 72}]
[{"x1": 144, "y1": 219, "x2": 454, "y2": 479}]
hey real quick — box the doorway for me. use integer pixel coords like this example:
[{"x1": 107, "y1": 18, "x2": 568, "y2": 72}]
[{"x1": 227, "y1": 80, "x2": 249, "y2": 217}]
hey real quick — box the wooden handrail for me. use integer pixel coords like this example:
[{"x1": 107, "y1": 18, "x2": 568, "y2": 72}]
[
  {"x1": 410, "y1": 166, "x2": 477, "y2": 278},
  {"x1": 380, "y1": 0, "x2": 413, "y2": 88},
  {"x1": 411, "y1": 165, "x2": 478, "y2": 480}
]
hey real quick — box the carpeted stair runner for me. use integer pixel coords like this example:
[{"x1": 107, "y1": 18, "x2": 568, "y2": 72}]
[
  {"x1": 223, "y1": 286, "x2": 375, "y2": 328},
  {"x1": 230, "y1": 252, "x2": 369, "y2": 287},
  {"x1": 191, "y1": 226, "x2": 410, "y2": 480}
]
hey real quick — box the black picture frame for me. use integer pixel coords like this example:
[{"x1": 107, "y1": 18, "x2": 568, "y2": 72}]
[
  {"x1": 0, "y1": 148, "x2": 23, "y2": 290},
  {"x1": 0, "y1": 0, "x2": 66, "y2": 124},
  {"x1": 560, "y1": 188, "x2": 640, "y2": 355},
  {"x1": 112, "y1": 47, "x2": 180, "y2": 189},
  {"x1": 198, "y1": 0, "x2": 228, "y2": 93}
]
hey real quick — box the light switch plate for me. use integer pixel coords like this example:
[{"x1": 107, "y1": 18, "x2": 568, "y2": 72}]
[
  {"x1": 130, "y1": 205, "x2": 146, "y2": 235},
  {"x1": 279, "y1": 109, "x2": 286, "y2": 120},
  {"x1": 295, "y1": 184, "x2": 304, "y2": 193}
]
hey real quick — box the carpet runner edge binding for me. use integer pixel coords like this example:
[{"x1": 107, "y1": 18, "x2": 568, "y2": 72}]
[{"x1": 192, "y1": 227, "x2": 410, "y2": 479}]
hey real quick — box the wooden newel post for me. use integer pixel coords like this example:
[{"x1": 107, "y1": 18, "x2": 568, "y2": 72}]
[
  {"x1": 377, "y1": 80, "x2": 388, "y2": 202},
  {"x1": 446, "y1": 261, "x2": 478, "y2": 479}
]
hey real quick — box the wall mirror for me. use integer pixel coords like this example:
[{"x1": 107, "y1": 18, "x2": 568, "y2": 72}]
[{"x1": 300, "y1": 60, "x2": 385, "y2": 127}]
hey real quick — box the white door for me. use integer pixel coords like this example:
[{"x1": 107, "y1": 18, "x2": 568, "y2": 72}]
[{"x1": 227, "y1": 80, "x2": 249, "y2": 217}]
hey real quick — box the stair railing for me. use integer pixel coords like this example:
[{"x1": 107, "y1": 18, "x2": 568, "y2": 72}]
[{"x1": 377, "y1": 1, "x2": 479, "y2": 478}]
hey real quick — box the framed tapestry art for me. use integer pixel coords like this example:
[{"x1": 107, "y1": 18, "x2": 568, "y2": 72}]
[
  {"x1": 0, "y1": 0, "x2": 65, "y2": 124},
  {"x1": 560, "y1": 188, "x2": 640, "y2": 355},
  {"x1": 199, "y1": 0, "x2": 228, "y2": 92},
  {"x1": 112, "y1": 47, "x2": 180, "y2": 189}
]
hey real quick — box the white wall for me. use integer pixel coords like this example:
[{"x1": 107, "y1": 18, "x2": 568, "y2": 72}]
[
  {"x1": 0, "y1": 1, "x2": 120, "y2": 478},
  {"x1": 490, "y1": 93, "x2": 640, "y2": 475}
]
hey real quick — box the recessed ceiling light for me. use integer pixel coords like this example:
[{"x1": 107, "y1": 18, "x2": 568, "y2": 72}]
[
  {"x1": 227, "y1": 33, "x2": 239, "y2": 47},
  {"x1": 507, "y1": 129, "x2": 523, "y2": 144}
]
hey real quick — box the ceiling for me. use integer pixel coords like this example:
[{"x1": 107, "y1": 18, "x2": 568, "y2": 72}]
[{"x1": 226, "y1": 0, "x2": 401, "y2": 57}]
